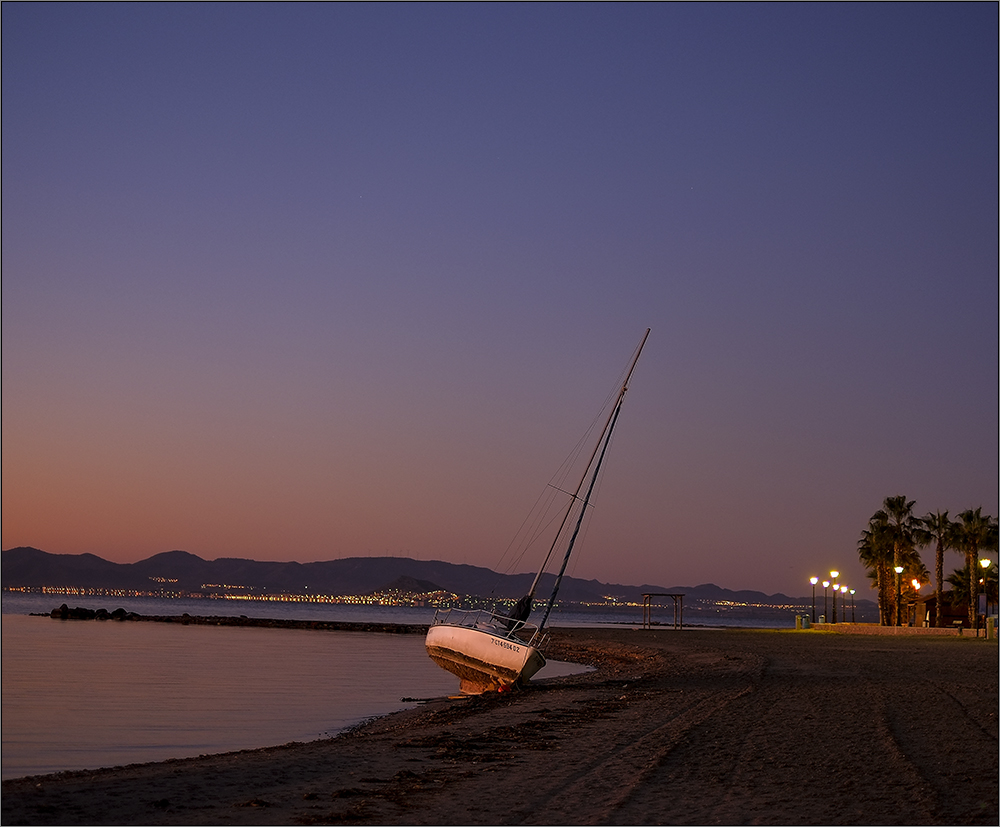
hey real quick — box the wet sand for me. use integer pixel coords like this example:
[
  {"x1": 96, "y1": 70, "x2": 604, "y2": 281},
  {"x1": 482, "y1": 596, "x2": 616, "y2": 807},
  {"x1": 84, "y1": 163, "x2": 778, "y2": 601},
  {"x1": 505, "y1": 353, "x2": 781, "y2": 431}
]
[{"x1": 2, "y1": 627, "x2": 997, "y2": 825}]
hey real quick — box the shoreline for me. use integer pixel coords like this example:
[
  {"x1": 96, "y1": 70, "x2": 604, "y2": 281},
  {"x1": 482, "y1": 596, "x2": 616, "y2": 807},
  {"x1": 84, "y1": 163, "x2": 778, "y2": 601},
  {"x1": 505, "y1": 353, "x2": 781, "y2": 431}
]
[
  {"x1": 32, "y1": 606, "x2": 979, "y2": 637},
  {"x1": 3, "y1": 626, "x2": 997, "y2": 825}
]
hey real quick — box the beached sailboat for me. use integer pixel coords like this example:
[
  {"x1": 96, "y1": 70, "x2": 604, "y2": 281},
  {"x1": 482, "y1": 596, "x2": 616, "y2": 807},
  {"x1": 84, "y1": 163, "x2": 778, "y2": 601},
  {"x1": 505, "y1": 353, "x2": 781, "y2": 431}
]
[{"x1": 425, "y1": 329, "x2": 649, "y2": 693}]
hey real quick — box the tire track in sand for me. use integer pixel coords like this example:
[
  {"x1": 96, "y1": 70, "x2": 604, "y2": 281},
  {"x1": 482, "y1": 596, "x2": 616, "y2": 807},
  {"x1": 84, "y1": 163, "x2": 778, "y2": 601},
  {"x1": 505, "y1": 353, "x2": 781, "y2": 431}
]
[{"x1": 519, "y1": 657, "x2": 763, "y2": 824}]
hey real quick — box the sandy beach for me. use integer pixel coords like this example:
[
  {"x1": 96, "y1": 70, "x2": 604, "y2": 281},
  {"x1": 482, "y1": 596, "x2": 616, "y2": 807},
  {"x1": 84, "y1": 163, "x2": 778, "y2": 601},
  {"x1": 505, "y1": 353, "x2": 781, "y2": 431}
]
[{"x1": 2, "y1": 627, "x2": 996, "y2": 826}]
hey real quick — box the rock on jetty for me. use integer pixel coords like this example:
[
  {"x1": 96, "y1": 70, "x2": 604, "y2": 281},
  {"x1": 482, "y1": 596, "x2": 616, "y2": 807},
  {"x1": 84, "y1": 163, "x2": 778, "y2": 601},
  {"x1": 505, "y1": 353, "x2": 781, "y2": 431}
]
[
  {"x1": 45, "y1": 604, "x2": 427, "y2": 634},
  {"x1": 49, "y1": 604, "x2": 140, "y2": 621}
]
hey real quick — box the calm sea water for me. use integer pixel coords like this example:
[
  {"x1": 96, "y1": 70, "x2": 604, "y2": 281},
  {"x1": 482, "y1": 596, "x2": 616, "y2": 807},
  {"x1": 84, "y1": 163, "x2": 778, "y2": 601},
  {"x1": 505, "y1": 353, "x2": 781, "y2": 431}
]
[
  {"x1": 1, "y1": 591, "x2": 803, "y2": 780},
  {"x1": 1, "y1": 594, "x2": 590, "y2": 780}
]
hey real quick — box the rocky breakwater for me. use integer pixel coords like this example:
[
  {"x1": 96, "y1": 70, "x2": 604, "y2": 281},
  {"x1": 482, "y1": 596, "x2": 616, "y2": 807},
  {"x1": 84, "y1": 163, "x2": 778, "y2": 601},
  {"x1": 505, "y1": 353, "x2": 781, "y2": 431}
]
[
  {"x1": 44, "y1": 604, "x2": 428, "y2": 635},
  {"x1": 49, "y1": 604, "x2": 141, "y2": 621}
]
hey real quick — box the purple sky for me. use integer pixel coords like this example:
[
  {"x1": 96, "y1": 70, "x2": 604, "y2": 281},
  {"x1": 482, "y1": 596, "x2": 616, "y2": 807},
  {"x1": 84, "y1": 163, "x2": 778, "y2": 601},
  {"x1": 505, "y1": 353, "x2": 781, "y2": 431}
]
[{"x1": 3, "y1": 4, "x2": 997, "y2": 598}]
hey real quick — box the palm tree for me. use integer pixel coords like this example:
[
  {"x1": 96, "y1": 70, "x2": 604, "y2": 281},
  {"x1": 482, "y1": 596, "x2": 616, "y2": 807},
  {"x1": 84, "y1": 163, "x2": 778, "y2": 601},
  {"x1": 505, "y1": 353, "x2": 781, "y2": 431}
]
[
  {"x1": 953, "y1": 508, "x2": 999, "y2": 628},
  {"x1": 921, "y1": 510, "x2": 956, "y2": 627},
  {"x1": 945, "y1": 562, "x2": 998, "y2": 617},
  {"x1": 882, "y1": 496, "x2": 926, "y2": 625},
  {"x1": 858, "y1": 511, "x2": 893, "y2": 625},
  {"x1": 858, "y1": 497, "x2": 929, "y2": 625}
]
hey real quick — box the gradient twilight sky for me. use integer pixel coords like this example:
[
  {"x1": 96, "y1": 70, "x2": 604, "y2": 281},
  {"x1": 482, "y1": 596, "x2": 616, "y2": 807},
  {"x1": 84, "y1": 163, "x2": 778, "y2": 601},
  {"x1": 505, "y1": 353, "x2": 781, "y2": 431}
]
[{"x1": 3, "y1": 3, "x2": 997, "y2": 598}]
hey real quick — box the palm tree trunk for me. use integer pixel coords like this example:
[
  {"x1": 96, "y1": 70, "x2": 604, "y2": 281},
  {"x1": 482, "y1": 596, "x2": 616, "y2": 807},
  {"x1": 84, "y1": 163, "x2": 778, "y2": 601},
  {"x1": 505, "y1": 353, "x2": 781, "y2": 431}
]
[
  {"x1": 878, "y1": 563, "x2": 889, "y2": 626},
  {"x1": 892, "y1": 542, "x2": 902, "y2": 626},
  {"x1": 875, "y1": 567, "x2": 883, "y2": 625},
  {"x1": 934, "y1": 541, "x2": 944, "y2": 628},
  {"x1": 968, "y1": 550, "x2": 977, "y2": 629}
]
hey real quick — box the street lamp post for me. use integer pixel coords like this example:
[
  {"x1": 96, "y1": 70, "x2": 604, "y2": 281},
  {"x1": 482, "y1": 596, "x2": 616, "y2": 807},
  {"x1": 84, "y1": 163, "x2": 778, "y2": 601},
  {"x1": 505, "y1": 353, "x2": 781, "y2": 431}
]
[
  {"x1": 822, "y1": 580, "x2": 830, "y2": 622},
  {"x1": 841, "y1": 586, "x2": 849, "y2": 624},
  {"x1": 911, "y1": 579, "x2": 921, "y2": 627},
  {"x1": 894, "y1": 566, "x2": 904, "y2": 627},
  {"x1": 978, "y1": 557, "x2": 990, "y2": 637},
  {"x1": 849, "y1": 588, "x2": 856, "y2": 623},
  {"x1": 830, "y1": 571, "x2": 840, "y2": 624},
  {"x1": 810, "y1": 577, "x2": 818, "y2": 623}
]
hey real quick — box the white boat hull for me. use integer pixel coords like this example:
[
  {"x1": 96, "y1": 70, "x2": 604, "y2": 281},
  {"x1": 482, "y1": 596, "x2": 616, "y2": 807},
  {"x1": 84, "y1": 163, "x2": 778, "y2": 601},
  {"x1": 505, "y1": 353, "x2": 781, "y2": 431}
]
[{"x1": 425, "y1": 623, "x2": 546, "y2": 694}]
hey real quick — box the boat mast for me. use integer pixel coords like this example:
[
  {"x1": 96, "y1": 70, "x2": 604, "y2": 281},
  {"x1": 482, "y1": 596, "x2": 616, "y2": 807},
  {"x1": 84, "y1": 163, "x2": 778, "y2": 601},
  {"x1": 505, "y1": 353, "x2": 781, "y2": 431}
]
[
  {"x1": 537, "y1": 328, "x2": 649, "y2": 630},
  {"x1": 524, "y1": 329, "x2": 650, "y2": 604}
]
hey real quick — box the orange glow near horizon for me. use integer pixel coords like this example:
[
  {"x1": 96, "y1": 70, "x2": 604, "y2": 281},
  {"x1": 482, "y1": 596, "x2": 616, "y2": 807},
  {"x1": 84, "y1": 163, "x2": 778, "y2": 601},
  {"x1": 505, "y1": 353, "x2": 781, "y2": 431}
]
[{"x1": 2, "y1": 4, "x2": 997, "y2": 598}]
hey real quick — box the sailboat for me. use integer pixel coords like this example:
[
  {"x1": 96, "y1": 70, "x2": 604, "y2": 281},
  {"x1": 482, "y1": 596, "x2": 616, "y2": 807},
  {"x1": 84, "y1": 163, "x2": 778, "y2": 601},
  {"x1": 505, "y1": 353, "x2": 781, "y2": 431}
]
[{"x1": 425, "y1": 329, "x2": 650, "y2": 693}]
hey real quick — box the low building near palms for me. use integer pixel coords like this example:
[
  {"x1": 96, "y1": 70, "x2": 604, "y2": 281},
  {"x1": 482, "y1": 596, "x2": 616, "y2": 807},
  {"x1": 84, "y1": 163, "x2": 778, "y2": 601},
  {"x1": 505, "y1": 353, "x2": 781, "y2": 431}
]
[{"x1": 911, "y1": 591, "x2": 974, "y2": 628}]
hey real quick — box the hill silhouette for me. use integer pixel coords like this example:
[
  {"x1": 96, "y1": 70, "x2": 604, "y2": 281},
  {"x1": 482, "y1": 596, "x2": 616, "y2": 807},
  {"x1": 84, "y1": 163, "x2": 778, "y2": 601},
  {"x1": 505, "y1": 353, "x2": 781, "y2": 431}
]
[{"x1": 1, "y1": 546, "x2": 820, "y2": 608}]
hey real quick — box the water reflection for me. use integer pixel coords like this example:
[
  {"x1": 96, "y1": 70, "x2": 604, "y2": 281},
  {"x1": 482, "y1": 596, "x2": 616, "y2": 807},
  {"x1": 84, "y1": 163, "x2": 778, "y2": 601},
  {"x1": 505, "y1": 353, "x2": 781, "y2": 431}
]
[
  {"x1": 2, "y1": 616, "x2": 452, "y2": 778},
  {"x1": 1, "y1": 614, "x2": 584, "y2": 779}
]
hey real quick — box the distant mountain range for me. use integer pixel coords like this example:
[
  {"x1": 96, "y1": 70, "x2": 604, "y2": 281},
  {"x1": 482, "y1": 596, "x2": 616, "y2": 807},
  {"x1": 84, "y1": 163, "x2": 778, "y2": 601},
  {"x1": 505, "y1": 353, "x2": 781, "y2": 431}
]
[{"x1": 1, "y1": 546, "x2": 831, "y2": 609}]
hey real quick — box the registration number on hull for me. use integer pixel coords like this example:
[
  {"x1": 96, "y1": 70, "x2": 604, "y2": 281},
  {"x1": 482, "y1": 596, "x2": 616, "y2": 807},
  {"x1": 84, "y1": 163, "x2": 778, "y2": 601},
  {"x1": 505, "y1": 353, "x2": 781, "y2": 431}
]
[{"x1": 492, "y1": 638, "x2": 521, "y2": 652}]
